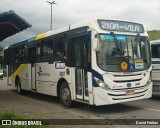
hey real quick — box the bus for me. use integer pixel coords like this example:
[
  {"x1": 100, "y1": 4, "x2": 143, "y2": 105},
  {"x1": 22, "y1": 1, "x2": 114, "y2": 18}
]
[
  {"x1": 4, "y1": 19, "x2": 152, "y2": 107},
  {"x1": 150, "y1": 40, "x2": 160, "y2": 94}
]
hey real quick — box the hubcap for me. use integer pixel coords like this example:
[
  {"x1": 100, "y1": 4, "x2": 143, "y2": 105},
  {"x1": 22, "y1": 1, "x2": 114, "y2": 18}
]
[{"x1": 62, "y1": 88, "x2": 69, "y2": 102}]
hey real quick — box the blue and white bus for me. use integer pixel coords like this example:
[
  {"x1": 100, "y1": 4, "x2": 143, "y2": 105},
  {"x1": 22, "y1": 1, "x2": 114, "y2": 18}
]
[{"x1": 4, "y1": 19, "x2": 152, "y2": 107}]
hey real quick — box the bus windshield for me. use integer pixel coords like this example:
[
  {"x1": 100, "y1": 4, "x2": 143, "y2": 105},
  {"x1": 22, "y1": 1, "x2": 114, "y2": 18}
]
[{"x1": 97, "y1": 34, "x2": 151, "y2": 72}]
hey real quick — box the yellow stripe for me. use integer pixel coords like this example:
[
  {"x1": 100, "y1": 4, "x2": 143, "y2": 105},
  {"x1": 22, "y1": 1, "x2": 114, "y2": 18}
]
[
  {"x1": 35, "y1": 33, "x2": 46, "y2": 40},
  {"x1": 11, "y1": 64, "x2": 28, "y2": 78}
]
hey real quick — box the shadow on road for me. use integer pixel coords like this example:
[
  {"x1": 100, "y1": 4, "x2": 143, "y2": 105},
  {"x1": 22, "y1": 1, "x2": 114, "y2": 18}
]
[
  {"x1": 10, "y1": 89, "x2": 60, "y2": 105},
  {"x1": 9, "y1": 89, "x2": 142, "y2": 116},
  {"x1": 75, "y1": 102, "x2": 141, "y2": 114},
  {"x1": 152, "y1": 93, "x2": 160, "y2": 101}
]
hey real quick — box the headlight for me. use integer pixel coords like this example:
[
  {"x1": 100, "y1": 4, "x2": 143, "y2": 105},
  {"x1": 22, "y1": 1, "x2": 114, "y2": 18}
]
[
  {"x1": 146, "y1": 77, "x2": 152, "y2": 86},
  {"x1": 94, "y1": 77, "x2": 110, "y2": 90}
]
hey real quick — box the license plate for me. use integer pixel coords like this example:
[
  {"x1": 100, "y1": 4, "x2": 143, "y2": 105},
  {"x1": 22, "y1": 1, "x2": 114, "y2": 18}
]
[{"x1": 126, "y1": 90, "x2": 135, "y2": 96}]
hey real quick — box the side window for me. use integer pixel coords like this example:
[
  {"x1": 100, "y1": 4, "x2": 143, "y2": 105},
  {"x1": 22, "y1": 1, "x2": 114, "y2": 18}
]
[
  {"x1": 70, "y1": 34, "x2": 91, "y2": 67},
  {"x1": 158, "y1": 47, "x2": 160, "y2": 58},
  {"x1": 72, "y1": 37, "x2": 82, "y2": 66},
  {"x1": 152, "y1": 44, "x2": 160, "y2": 58},
  {"x1": 23, "y1": 45, "x2": 28, "y2": 63},
  {"x1": 17, "y1": 46, "x2": 21, "y2": 63},
  {"x1": 20, "y1": 45, "x2": 27, "y2": 63},
  {"x1": 55, "y1": 34, "x2": 67, "y2": 60},
  {"x1": 29, "y1": 47, "x2": 36, "y2": 63},
  {"x1": 36, "y1": 37, "x2": 53, "y2": 62},
  {"x1": 42, "y1": 38, "x2": 53, "y2": 60},
  {"x1": 13, "y1": 47, "x2": 18, "y2": 63},
  {"x1": 84, "y1": 35, "x2": 91, "y2": 65},
  {"x1": 28, "y1": 42, "x2": 37, "y2": 63},
  {"x1": 36, "y1": 42, "x2": 41, "y2": 62},
  {"x1": 20, "y1": 46, "x2": 24, "y2": 62}
]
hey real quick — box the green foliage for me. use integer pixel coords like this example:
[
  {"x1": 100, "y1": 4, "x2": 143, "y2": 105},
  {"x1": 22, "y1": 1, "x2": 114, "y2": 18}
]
[
  {"x1": 147, "y1": 30, "x2": 160, "y2": 41},
  {"x1": 0, "y1": 112, "x2": 23, "y2": 119}
]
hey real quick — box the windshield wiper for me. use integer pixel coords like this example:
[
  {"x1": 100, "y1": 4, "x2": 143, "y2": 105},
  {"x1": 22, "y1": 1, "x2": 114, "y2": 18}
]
[
  {"x1": 110, "y1": 32, "x2": 120, "y2": 49},
  {"x1": 110, "y1": 32, "x2": 123, "y2": 55}
]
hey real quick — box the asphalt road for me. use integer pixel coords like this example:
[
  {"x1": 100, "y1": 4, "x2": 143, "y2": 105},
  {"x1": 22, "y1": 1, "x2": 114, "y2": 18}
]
[{"x1": 0, "y1": 78, "x2": 160, "y2": 128}]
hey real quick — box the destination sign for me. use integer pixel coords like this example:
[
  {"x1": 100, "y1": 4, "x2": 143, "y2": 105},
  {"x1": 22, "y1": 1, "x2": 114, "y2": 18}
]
[{"x1": 97, "y1": 19, "x2": 144, "y2": 33}]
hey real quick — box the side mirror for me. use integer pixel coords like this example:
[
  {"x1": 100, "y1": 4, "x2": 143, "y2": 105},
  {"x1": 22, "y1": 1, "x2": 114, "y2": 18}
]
[
  {"x1": 93, "y1": 38, "x2": 101, "y2": 51},
  {"x1": 91, "y1": 31, "x2": 101, "y2": 51}
]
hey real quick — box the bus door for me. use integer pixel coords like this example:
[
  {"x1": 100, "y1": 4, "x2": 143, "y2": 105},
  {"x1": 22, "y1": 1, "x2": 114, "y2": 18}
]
[
  {"x1": 28, "y1": 47, "x2": 36, "y2": 90},
  {"x1": 72, "y1": 36, "x2": 90, "y2": 101}
]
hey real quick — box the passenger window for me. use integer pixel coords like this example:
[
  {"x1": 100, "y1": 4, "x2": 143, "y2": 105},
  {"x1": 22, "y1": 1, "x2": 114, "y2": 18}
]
[
  {"x1": 152, "y1": 45, "x2": 160, "y2": 58},
  {"x1": 42, "y1": 40, "x2": 53, "y2": 60},
  {"x1": 37, "y1": 38, "x2": 53, "y2": 62},
  {"x1": 55, "y1": 34, "x2": 67, "y2": 60}
]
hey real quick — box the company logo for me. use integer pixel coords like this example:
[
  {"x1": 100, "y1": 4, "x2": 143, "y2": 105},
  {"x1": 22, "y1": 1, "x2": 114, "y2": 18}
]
[
  {"x1": 127, "y1": 83, "x2": 132, "y2": 88},
  {"x1": 37, "y1": 68, "x2": 51, "y2": 77}
]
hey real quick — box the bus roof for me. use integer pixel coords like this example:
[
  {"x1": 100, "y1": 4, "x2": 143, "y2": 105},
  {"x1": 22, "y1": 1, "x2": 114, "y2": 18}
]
[
  {"x1": 7, "y1": 19, "x2": 146, "y2": 47},
  {"x1": 38, "y1": 19, "x2": 146, "y2": 40},
  {"x1": 46, "y1": 20, "x2": 94, "y2": 37}
]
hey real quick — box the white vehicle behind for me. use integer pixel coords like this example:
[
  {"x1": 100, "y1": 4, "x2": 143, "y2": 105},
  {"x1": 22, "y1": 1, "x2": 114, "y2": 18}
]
[{"x1": 150, "y1": 40, "x2": 160, "y2": 93}]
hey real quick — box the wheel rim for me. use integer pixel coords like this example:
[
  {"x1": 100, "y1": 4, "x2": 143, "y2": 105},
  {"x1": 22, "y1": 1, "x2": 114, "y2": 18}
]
[{"x1": 62, "y1": 88, "x2": 70, "y2": 102}]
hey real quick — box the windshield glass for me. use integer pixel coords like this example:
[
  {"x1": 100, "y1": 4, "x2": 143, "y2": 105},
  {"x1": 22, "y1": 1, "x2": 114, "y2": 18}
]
[{"x1": 97, "y1": 34, "x2": 151, "y2": 72}]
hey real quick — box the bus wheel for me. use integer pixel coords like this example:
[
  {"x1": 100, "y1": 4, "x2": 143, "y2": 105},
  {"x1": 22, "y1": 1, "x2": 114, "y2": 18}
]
[
  {"x1": 60, "y1": 82, "x2": 73, "y2": 108},
  {"x1": 16, "y1": 79, "x2": 23, "y2": 94}
]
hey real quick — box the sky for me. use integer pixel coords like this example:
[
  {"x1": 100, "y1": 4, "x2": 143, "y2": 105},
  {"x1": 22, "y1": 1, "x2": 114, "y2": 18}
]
[{"x1": 1, "y1": 0, "x2": 160, "y2": 47}]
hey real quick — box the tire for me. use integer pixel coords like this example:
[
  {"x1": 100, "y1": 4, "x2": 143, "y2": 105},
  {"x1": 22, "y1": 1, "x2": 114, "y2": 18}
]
[
  {"x1": 60, "y1": 82, "x2": 73, "y2": 108},
  {"x1": 16, "y1": 78, "x2": 23, "y2": 94}
]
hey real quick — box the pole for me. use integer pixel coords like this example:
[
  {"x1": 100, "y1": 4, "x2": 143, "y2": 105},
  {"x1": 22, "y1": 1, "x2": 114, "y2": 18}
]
[
  {"x1": 51, "y1": 4, "x2": 52, "y2": 30},
  {"x1": 46, "y1": 1, "x2": 57, "y2": 30}
]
